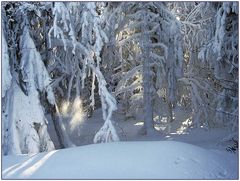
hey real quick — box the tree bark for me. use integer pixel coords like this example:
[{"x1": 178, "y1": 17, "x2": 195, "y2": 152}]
[
  {"x1": 50, "y1": 108, "x2": 65, "y2": 149},
  {"x1": 51, "y1": 104, "x2": 75, "y2": 148},
  {"x1": 141, "y1": 11, "x2": 155, "y2": 135}
]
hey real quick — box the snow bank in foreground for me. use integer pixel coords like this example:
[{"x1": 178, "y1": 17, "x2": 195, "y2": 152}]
[{"x1": 2, "y1": 141, "x2": 238, "y2": 179}]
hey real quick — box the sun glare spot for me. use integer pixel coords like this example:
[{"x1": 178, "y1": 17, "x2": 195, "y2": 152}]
[
  {"x1": 69, "y1": 97, "x2": 86, "y2": 131},
  {"x1": 176, "y1": 117, "x2": 192, "y2": 134},
  {"x1": 161, "y1": 117, "x2": 168, "y2": 123},
  {"x1": 134, "y1": 122, "x2": 144, "y2": 126},
  {"x1": 61, "y1": 101, "x2": 70, "y2": 116}
]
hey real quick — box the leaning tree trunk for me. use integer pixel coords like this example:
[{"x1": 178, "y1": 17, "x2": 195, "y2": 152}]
[
  {"x1": 46, "y1": 98, "x2": 75, "y2": 149},
  {"x1": 49, "y1": 107, "x2": 65, "y2": 149},
  {"x1": 54, "y1": 104, "x2": 75, "y2": 148}
]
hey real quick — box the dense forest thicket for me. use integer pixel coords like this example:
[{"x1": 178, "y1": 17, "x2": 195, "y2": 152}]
[{"x1": 1, "y1": 2, "x2": 238, "y2": 155}]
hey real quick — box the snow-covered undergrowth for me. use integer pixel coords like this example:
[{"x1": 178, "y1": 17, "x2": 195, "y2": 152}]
[{"x1": 2, "y1": 141, "x2": 237, "y2": 179}]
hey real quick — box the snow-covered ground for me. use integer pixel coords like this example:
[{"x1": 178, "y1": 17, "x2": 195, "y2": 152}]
[
  {"x1": 2, "y1": 141, "x2": 238, "y2": 179},
  {"x1": 52, "y1": 106, "x2": 236, "y2": 151},
  {"x1": 3, "y1": 106, "x2": 238, "y2": 179}
]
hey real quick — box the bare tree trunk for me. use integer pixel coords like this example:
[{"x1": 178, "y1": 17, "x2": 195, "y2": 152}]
[
  {"x1": 51, "y1": 104, "x2": 75, "y2": 148},
  {"x1": 168, "y1": 101, "x2": 174, "y2": 123},
  {"x1": 166, "y1": 42, "x2": 176, "y2": 123},
  {"x1": 50, "y1": 107, "x2": 65, "y2": 149},
  {"x1": 141, "y1": 11, "x2": 155, "y2": 135}
]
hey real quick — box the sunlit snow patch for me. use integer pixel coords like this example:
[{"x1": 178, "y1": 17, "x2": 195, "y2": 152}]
[{"x1": 2, "y1": 141, "x2": 237, "y2": 179}]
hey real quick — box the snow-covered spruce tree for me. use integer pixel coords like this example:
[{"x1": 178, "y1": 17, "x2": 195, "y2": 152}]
[
  {"x1": 170, "y1": 2, "x2": 238, "y2": 135},
  {"x1": 2, "y1": 19, "x2": 13, "y2": 154},
  {"x1": 1, "y1": 3, "x2": 57, "y2": 154},
  {"x1": 5, "y1": 1, "x2": 82, "y2": 153},
  {"x1": 199, "y1": 2, "x2": 238, "y2": 136},
  {"x1": 114, "y1": 2, "x2": 184, "y2": 134},
  {"x1": 3, "y1": 2, "x2": 79, "y2": 150},
  {"x1": 48, "y1": 2, "x2": 119, "y2": 143},
  {"x1": 114, "y1": 2, "x2": 152, "y2": 131},
  {"x1": 48, "y1": 2, "x2": 93, "y2": 121},
  {"x1": 169, "y1": 2, "x2": 215, "y2": 128},
  {"x1": 81, "y1": 2, "x2": 119, "y2": 143},
  {"x1": 3, "y1": 21, "x2": 55, "y2": 154}
]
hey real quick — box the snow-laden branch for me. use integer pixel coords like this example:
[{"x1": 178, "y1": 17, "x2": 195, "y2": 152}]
[
  {"x1": 86, "y1": 54, "x2": 119, "y2": 143},
  {"x1": 49, "y1": 2, "x2": 120, "y2": 143},
  {"x1": 118, "y1": 24, "x2": 159, "y2": 47},
  {"x1": 2, "y1": 31, "x2": 12, "y2": 98},
  {"x1": 48, "y1": 2, "x2": 77, "y2": 54},
  {"x1": 115, "y1": 65, "x2": 142, "y2": 95},
  {"x1": 4, "y1": 26, "x2": 56, "y2": 155}
]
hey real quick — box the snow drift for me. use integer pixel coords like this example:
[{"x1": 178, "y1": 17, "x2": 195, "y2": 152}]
[{"x1": 2, "y1": 141, "x2": 237, "y2": 179}]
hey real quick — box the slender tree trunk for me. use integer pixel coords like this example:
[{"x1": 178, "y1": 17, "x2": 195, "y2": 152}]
[
  {"x1": 142, "y1": 53, "x2": 155, "y2": 134},
  {"x1": 51, "y1": 104, "x2": 75, "y2": 148},
  {"x1": 50, "y1": 109, "x2": 65, "y2": 149},
  {"x1": 168, "y1": 101, "x2": 174, "y2": 123},
  {"x1": 166, "y1": 42, "x2": 176, "y2": 123},
  {"x1": 141, "y1": 11, "x2": 155, "y2": 135}
]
